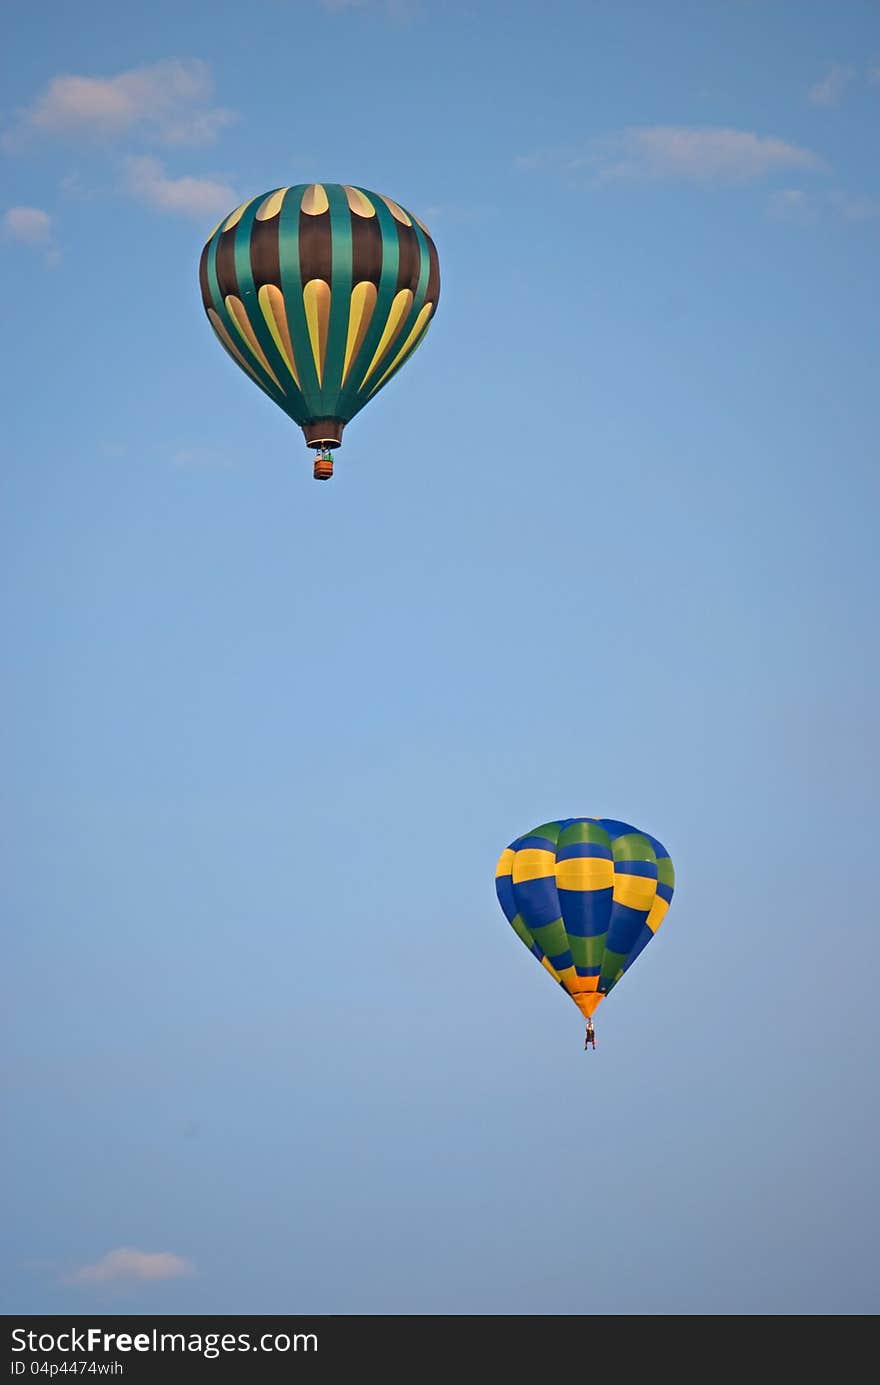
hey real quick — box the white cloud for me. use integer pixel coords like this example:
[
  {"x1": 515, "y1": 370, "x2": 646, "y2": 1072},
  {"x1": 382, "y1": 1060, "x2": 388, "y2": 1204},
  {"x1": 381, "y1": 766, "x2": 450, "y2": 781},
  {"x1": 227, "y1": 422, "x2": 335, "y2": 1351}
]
[
  {"x1": 59, "y1": 171, "x2": 88, "y2": 197},
  {"x1": 829, "y1": 191, "x2": 880, "y2": 222},
  {"x1": 382, "y1": 0, "x2": 424, "y2": 17},
  {"x1": 766, "y1": 188, "x2": 880, "y2": 224},
  {"x1": 70, "y1": 1249, "x2": 192, "y2": 1285},
  {"x1": 4, "y1": 205, "x2": 58, "y2": 265},
  {"x1": 520, "y1": 126, "x2": 827, "y2": 186},
  {"x1": 123, "y1": 155, "x2": 235, "y2": 219},
  {"x1": 513, "y1": 150, "x2": 549, "y2": 172},
  {"x1": 161, "y1": 108, "x2": 235, "y2": 146},
  {"x1": 767, "y1": 188, "x2": 812, "y2": 221},
  {"x1": 586, "y1": 127, "x2": 826, "y2": 183},
  {"x1": 5, "y1": 58, "x2": 234, "y2": 149},
  {"x1": 319, "y1": 0, "x2": 422, "y2": 17},
  {"x1": 4, "y1": 205, "x2": 51, "y2": 242},
  {"x1": 172, "y1": 445, "x2": 234, "y2": 469},
  {"x1": 808, "y1": 64, "x2": 855, "y2": 107}
]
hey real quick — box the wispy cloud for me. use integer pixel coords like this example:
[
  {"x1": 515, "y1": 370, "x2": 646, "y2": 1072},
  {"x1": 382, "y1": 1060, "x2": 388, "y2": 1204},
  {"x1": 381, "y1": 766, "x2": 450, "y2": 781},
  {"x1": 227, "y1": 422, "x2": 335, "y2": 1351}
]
[
  {"x1": 59, "y1": 171, "x2": 91, "y2": 198},
  {"x1": 829, "y1": 190, "x2": 880, "y2": 222},
  {"x1": 766, "y1": 188, "x2": 813, "y2": 222},
  {"x1": 171, "y1": 445, "x2": 235, "y2": 469},
  {"x1": 4, "y1": 205, "x2": 51, "y2": 242},
  {"x1": 319, "y1": 0, "x2": 423, "y2": 19},
  {"x1": 99, "y1": 441, "x2": 129, "y2": 460},
  {"x1": 123, "y1": 155, "x2": 235, "y2": 218},
  {"x1": 590, "y1": 127, "x2": 825, "y2": 183},
  {"x1": 4, "y1": 205, "x2": 60, "y2": 265},
  {"x1": 766, "y1": 187, "x2": 880, "y2": 226},
  {"x1": 520, "y1": 126, "x2": 827, "y2": 186},
  {"x1": 5, "y1": 59, "x2": 235, "y2": 150},
  {"x1": 808, "y1": 64, "x2": 855, "y2": 107},
  {"x1": 69, "y1": 1249, "x2": 192, "y2": 1286}
]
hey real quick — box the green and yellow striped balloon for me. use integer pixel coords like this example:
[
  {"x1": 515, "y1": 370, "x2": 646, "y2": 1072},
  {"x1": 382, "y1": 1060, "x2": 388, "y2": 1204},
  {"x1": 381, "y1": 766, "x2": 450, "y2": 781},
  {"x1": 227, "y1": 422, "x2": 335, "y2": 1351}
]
[
  {"x1": 496, "y1": 817, "x2": 675, "y2": 1025},
  {"x1": 198, "y1": 182, "x2": 440, "y2": 477}
]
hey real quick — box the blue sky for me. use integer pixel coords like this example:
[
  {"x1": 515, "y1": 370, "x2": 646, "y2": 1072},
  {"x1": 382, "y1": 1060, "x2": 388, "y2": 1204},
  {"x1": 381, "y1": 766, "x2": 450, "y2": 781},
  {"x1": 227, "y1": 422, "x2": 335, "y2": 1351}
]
[{"x1": 2, "y1": 0, "x2": 879, "y2": 1315}]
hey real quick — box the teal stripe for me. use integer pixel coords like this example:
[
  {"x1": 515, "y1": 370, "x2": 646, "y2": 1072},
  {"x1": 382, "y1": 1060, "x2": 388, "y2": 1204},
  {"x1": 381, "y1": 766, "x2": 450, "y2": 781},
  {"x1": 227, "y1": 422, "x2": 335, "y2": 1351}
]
[
  {"x1": 206, "y1": 220, "x2": 284, "y2": 408},
  {"x1": 277, "y1": 184, "x2": 323, "y2": 414},
  {"x1": 320, "y1": 184, "x2": 354, "y2": 416},
  {"x1": 365, "y1": 315, "x2": 432, "y2": 400},
  {"x1": 361, "y1": 213, "x2": 433, "y2": 403},
  {"x1": 232, "y1": 199, "x2": 309, "y2": 423},
  {"x1": 409, "y1": 217, "x2": 432, "y2": 311},
  {"x1": 205, "y1": 226, "x2": 223, "y2": 313},
  {"x1": 336, "y1": 188, "x2": 401, "y2": 422}
]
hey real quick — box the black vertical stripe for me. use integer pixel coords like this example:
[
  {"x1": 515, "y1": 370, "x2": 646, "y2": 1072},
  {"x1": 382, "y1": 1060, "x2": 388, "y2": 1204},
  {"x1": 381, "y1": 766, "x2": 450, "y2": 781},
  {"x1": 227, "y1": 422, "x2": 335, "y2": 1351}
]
[
  {"x1": 250, "y1": 216, "x2": 281, "y2": 292},
  {"x1": 395, "y1": 223, "x2": 421, "y2": 294},
  {"x1": 198, "y1": 242, "x2": 213, "y2": 309},
  {"x1": 350, "y1": 210, "x2": 383, "y2": 288},
  {"x1": 424, "y1": 234, "x2": 440, "y2": 308},
  {"x1": 298, "y1": 209, "x2": 333, "y2": 283},
  {"x1": 214, "y1": 228, "x2": 239, "y2": 298}
]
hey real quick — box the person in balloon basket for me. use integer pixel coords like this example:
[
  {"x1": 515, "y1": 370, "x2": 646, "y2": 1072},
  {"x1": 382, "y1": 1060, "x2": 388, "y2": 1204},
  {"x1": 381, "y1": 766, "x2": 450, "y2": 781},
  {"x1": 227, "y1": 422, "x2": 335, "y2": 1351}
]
[{"x1": 584, "y1": 1020, "x2": 596, "y2": 1051}]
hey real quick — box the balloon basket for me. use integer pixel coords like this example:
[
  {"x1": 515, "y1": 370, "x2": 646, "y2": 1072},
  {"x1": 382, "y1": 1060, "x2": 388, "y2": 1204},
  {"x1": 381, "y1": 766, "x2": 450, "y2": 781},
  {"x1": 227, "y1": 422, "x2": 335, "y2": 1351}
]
[{"x1": 313, "y1": 451, "x2": 334, "y2": 481}]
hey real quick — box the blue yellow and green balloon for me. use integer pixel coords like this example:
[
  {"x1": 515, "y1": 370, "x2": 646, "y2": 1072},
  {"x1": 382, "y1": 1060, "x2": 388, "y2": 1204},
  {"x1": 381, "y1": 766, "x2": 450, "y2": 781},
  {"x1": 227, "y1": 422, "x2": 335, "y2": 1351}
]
[{"x1": 496, "y1": 818, "x2": 675, "y2": 1024}]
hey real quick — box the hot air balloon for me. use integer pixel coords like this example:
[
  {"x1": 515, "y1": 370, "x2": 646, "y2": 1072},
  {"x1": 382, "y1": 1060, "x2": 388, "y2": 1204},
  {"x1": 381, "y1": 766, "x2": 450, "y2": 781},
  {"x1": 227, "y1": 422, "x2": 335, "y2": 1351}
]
[
  {"x1": 198, "y1": 182, "x2": 440, "y2": 479},
  {"x1": 495, "y1": 817, "x2": 675, "y2": 1038}
]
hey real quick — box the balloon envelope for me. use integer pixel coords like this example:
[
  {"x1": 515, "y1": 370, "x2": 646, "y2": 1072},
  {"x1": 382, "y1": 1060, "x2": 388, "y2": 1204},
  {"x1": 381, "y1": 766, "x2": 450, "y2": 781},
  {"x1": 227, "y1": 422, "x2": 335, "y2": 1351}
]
[
  {"x1": 495, "y1": 817, "x2": 675, "y2": 1020},
  {"x1": 199, "y1": 182, "x2": 440, "y2": 458}
]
